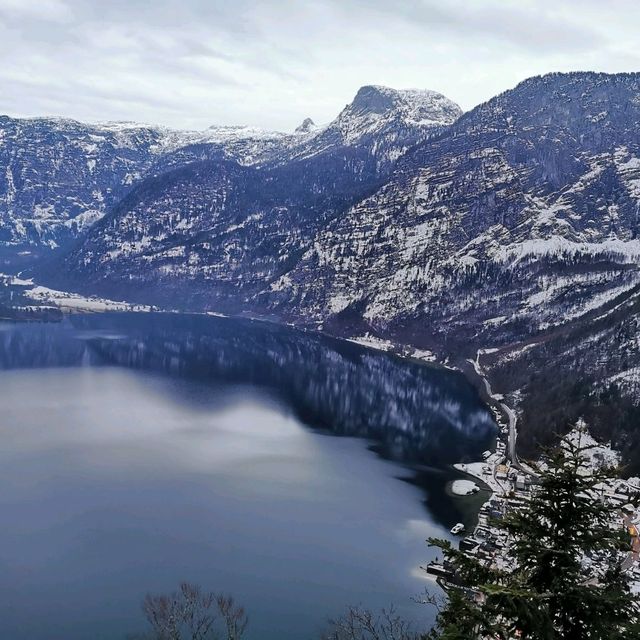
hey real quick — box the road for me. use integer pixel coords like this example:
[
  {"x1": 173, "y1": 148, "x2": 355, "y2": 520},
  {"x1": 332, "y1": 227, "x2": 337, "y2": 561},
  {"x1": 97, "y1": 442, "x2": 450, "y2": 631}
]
[{"x1": 468, "y1": 350, "x2": 521, "y2": 470}]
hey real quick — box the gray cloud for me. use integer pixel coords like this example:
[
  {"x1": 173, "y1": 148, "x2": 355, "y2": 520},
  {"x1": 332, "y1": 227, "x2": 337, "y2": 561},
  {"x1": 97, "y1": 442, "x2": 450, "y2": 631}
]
[
  {"x1": 345, "y1": 0, "x2": 604, "y2": 53},
  {"x1": 0, "y1": 0, "x2": 637, "y2": 130}
]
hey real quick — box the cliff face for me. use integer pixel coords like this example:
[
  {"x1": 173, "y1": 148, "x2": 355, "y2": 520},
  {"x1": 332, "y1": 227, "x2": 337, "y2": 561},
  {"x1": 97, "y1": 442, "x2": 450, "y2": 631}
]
[
  {"x1": 10, "y1": 72, "x2": 640, "y2": 461},
  {"x1": 271, "y1": 73, "x2": 640, "y2": 347},
  {"x1": 0, "y1": 118, "x2": 160, "y2": 266},
  {"x1": 0, "y1": 85, "x2": 461, "y2": 271}
]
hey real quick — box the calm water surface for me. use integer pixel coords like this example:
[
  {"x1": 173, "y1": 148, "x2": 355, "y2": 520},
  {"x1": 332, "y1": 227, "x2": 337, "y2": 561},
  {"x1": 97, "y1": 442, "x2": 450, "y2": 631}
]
[{"x1": 0, "y1": 314, "x2": 496, "y2": 639}]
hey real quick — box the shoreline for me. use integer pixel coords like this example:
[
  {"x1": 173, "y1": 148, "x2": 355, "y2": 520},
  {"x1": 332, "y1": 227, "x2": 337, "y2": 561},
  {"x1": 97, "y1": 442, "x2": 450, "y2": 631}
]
[{"x1": 3, "y1": 274, "x2": 513, "y2": 521}]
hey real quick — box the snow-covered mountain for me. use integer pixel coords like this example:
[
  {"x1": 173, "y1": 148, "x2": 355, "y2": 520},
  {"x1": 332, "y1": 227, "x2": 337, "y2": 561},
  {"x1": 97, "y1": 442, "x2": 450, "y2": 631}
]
[
  {"x1": 10, "y1": 71, "x2": 640, "y2": 464},
  {"x1": 0, "y1": 117, "x2": 157, "y2": 267},
  {"x1": 51, "y1": 74, "x2": 640, "y2": 336},
  {"x1": 273, "y1": 72, "x2": 640, "y2": 348},
  {"x1": 0, "y1": 86, "x2": 460, "y2": 270},
  {"x1": 40, "y1": 85, "x2": 462, "y2": 307},
  {"x1": 295, "y1": 118, "x2": 318, "y2": 134},
  {"x1": 0, "y1": 116, "x2": 300, "y2": 268},
  {"x1": 329, "y1": 85, "x2": 463, "y2": 140},
  {"x1": 287, "y1": 85, "x2": 462, "y2": 169},
  {"x1": 41, "y1": 72, "x2": 640, "y2": 463}
]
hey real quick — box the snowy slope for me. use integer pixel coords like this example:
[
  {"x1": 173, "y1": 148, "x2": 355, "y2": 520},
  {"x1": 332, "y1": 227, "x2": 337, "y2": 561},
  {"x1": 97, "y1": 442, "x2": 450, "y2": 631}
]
[
  {"x1": 0, "y1": 85, "x2": 460, "y2": 269},
  {"x1": 0, "y1": 117, "x2": 305, "y2": 268},
  {"x1": 271, "y1": 73, "x2": 640, "y2": 346}
]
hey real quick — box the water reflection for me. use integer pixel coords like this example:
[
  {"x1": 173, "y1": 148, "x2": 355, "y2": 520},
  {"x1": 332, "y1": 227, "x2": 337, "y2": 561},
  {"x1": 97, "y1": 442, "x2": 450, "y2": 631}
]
[
  {"x1": 0, "y1": 313, "x2": 496, "y2": 466},
  {"x1": 0, "y1": 313, "x2": 497, "y2": 640}
]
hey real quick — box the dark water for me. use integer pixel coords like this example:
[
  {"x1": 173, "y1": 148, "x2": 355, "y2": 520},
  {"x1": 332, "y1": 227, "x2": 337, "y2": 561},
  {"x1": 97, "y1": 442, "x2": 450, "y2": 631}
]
[{"x1": 0, "y1": 313, "x2": 496, "y2": 640}]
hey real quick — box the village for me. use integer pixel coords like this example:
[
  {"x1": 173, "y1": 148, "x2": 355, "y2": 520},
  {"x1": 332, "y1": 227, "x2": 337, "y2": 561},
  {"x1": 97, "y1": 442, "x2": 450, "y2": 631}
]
[{"x1": 428, "y1": 417, "x2": 640, "y2": 598}]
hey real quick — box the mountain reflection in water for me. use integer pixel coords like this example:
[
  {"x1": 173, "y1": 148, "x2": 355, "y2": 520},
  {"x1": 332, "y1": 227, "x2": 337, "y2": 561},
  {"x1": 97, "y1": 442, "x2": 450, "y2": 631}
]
[
  {"x1": 0, "y1": 312, "x2": 496, "y2": 466},
  {"x1": 0, "y1": 312, "x2": 499, "y2": 640}
]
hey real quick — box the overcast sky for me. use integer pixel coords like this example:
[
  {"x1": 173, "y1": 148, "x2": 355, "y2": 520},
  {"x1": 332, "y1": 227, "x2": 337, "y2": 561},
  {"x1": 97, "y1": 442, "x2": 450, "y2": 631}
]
[{"x1": 0, "y1": 0, "x2": 638, "y2": 131}]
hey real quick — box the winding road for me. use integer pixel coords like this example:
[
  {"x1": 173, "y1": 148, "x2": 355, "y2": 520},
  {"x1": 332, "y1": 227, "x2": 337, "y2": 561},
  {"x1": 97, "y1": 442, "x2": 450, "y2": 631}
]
[{"x1": 468, "y1": 350, "x2": 521, "y2": 468}]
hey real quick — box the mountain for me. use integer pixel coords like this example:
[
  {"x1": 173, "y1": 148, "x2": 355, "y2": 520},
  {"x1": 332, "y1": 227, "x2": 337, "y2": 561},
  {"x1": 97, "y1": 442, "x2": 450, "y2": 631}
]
[
  {"x1": 45, "y1": 85, "x2": 462, "y2": 307},
  {"x1": 0, "y1": 118, "x2": 302, "y2": 269},
  {"x1": 0, "y1": 86, "x2": 461, "y2": 271},
  {"x1": 273, "y1": 72, "x2": 640, "y2": 348},
  {"x1": 40, "y1": 71, "x2": 640, "y2": 467},
  {"x1": 295, "y1": 118, "x2": 318, "y2": 134},
  {"x1": 287, "y1": 85, "x2": 462, "y2": 170},
  {"x1": 0, "y1": 117, "x2": 159, "y2": 268},
  {"x1": 49, "y1": 73, "x2": 640, "y2": 337}
]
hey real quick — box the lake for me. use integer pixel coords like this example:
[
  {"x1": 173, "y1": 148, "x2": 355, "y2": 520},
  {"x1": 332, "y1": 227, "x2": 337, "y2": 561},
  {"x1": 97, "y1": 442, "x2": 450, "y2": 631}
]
[{"x1": 0, "y1": 313, "x2": 496, "y2": 639}]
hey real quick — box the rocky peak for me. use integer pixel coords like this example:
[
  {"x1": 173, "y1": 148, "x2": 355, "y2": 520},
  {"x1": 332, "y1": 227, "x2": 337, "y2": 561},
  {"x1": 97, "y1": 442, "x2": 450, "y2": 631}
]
[
  {"x1": 348, "y1": 85, "x2": 398, "y2": 116},
  {"x1": 344, "y1": 85, "x2": 461, "y2": 124},
  {"x1": 328, "y1": 85, "x2": 461, "y2": 146},
  {"x1": 295, "y1": 117, "x2": 317, "y2": 134}
]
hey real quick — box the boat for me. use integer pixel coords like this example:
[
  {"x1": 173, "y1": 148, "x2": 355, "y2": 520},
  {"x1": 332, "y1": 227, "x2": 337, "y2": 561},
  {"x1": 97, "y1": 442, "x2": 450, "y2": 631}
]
[
  {"x1": 450, "y1": 522, "x2": 465, "y2": 535},
  {"x1": 426, "y1": 562, "x2": 454, "y2": 579}
]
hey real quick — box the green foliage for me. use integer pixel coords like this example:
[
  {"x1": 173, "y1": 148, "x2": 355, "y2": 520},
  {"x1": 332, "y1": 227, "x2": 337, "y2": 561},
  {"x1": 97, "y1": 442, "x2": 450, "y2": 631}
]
[
  {"x1": 518, "y1": 377, "x2": 640, "y2": 476},
  {"x1": 424, "y1": 588, "x2": 495, "y2": 640},
  {"x1": 428, "y1": 434, "x2": 639, "y2": 639}
]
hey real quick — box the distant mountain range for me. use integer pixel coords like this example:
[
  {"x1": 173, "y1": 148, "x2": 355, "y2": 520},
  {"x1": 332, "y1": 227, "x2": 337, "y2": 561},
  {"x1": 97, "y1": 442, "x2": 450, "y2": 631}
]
[
  {"x1": 0, "y1": 85, "x2": 460, "y2": 268},
  {"x1": 2, "y1": 72, "x2": 640, "y2": 468}
]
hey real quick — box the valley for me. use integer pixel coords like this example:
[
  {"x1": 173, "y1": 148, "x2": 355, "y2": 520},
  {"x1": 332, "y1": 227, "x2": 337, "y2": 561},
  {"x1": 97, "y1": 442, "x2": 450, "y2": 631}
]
[{"x1": 2, "y1": 71, "x2": 640, "y2": 471}]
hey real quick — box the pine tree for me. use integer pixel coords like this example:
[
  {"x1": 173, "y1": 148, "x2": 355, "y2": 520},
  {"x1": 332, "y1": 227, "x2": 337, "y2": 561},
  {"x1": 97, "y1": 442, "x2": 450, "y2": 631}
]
[{"x1": 429, "y1": 431, "x2": 639, "y2": 639}]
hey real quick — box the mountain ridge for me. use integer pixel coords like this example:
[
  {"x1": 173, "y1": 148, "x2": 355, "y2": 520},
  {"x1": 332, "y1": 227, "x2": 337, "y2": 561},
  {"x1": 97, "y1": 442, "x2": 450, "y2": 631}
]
[
  {"x1": 0, "y1": 84, "x2": 461, "y2": 269},
  {"x1": 4, "y1": 70, "x2": 640, "y2": 465}
]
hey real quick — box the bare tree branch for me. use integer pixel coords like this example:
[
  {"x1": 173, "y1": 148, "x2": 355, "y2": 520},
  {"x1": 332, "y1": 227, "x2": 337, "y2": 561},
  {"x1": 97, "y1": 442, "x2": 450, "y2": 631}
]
[{"x1": 141, "y1": 583, "x2": 248, "y2": 640}]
